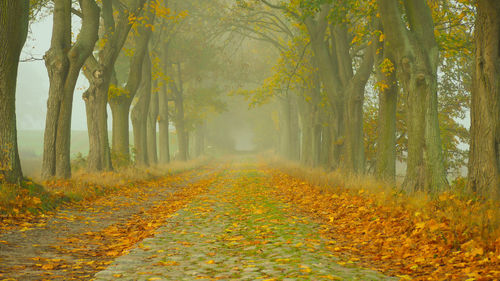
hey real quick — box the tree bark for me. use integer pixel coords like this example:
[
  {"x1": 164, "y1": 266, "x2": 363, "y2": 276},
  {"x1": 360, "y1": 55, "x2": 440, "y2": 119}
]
[
  {"x1": 344, "y1": 43, "x2": 374, "y2": 174},
  {"x1": 468, "y1": 0, "x2": 500, "y2": 199},
  {"x1": 42, "y1": 0, "x2": 99, "y2": 179},
  {"x1": 131, "y1": 53, "x2": 152, "y2": 166},
  {"x1": 158, "y1": 82, "x2": 170, "y2": 164},
  {"x1": 375, "y1": 50, "x2": 398, "y2": 182},
  {"x1": 109, "y1": 4, "x2": 153, "y2": 162},
  {"x1": 378, "y1": 0, "x2": 448, "y2": 193},
  {"x1": 0, "y1": 0, "x2": 29, "y2": 184},
  {"x1": 279, "y1": 95, "x2": 291, "y2": 158},
  {"x1": 110, "y1": 98, "x2": 130, "y2": 163},
  {"x1": 83, "y1": 0, "x2": 146, "y2": 172},
  {"x1": 306, "y1": 11, "x2": 345, "y2": 169},
  {"x1": 171, "y1": 63, "x2": 188, "y2": 161},
  {"x1": 297, "y1": 91, "x2": 312, "y2": 165},
  {"x1": 147, "y1": 80, "x2": 159, "y2": 164},
  {"x1": 289, "y1": 93, "x2": 300, "y2": 161}
]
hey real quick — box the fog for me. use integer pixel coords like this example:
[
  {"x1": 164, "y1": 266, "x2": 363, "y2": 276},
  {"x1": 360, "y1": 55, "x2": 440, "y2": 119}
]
[{"x1": 10, "y1": 0, "x2": 472, "y2": 183}]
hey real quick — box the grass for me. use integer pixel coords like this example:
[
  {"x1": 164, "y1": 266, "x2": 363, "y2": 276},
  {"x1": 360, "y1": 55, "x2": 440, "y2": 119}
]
[
  {"x1": 0, "y1": 157, "x2": 210, "y2": 216},
  {"x1": 265, "y1": 156, "x2": 500, "y2": 250}
]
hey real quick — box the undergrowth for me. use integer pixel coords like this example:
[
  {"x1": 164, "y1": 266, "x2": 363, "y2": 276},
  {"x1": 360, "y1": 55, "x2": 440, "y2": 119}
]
[{"x1": 0, "y1": 157, "x2": 209, "y2": 216}]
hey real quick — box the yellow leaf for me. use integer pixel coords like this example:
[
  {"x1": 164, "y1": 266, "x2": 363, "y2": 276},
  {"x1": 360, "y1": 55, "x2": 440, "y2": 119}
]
[
  {"x1": 470, "y1": 247, "x2": 483, "y2": 256},
  {"x1": 156, "y1": 261, "x2": 179, "y2": 266},
  {"x1": 415, "y1": 222, "x2": 425, "y2": 229},
  {"x1": 300, "y1": 265, "x2": 312, "y2": 273}
]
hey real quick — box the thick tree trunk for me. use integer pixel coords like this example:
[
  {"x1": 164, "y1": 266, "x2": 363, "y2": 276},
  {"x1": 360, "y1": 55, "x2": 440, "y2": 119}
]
[
  {"x1": 158, "y1": 83, "x2": 170, "y2": 164},
  {"x1": 42, "y1": 0, "x2": 99, "y2": 179},
  {"x1": 0, "y1": 0, "x2": 28, "y2": 183},
  {"x1": 344, "y1": 46, "x2": 374, "y2": 174},
  {"x1": 83, "y1": 0, "x2": 146, "y2": 172},
  {"x1": 109, "y1": 7, "x2": 153, "y2": 163},
  {"x1": 41, "y1": 0, "x2": 70, "y2": 179},
  {"x1": 131, "y1": 54, "x2": 152, "y2": 166},
  {"x1": 378, "y1": 0, "x2": 448, "y2": 193},
  {"x1": 83, "y1": 66, "x2": 112, "y2": 172},
  {"x1": 469, "y1": 0, "x2": 500, "y2": 199},
  {"x1": 147, "y1": 82, "x2": 159, "y2": 164},
  {"x1": 375, "y1": 46, "x2": 398, "y2": 181},
  {"x1": 110, "y1": 98, "x2": 130, "y2": 163}
]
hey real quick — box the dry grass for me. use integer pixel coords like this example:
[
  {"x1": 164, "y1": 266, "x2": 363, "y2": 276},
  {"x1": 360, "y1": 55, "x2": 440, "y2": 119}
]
[
  {"x1": 0, "y1": 157, "x2": 210, "y2": 215},
  {"x1": 70, "y1": 157, "x2": 210, "y2": 187},
  {"x1": 265, "y1": 156, "x2": 500, "y2": 248}
]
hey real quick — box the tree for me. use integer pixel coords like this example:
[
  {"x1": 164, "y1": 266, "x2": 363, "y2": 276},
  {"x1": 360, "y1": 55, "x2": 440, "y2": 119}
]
[
  {"x1": 375, "y1": 32, "x2": 398, "y2": 182},
  {"x1": 109, "y1": 0, "x2": 155, "y2": 164},
  {"x1": 468, "y1": 0, "x2": 500, "y2": 199},
  {"x1": 169, "y1": 62, "x2": 188, "y2": 161},
  {"x1": 0, "y1": 0, "x2": 29, "y2": 184},
  {"x1": 82, "y1": 0, "x2": 146, "y2": 172},
  {"x1": 131, "y1": 53, "x2": 152, "y2": 166},
  {"x1": 41, "y1": 0, "x2": 99, "y2": 179},
  {"x1": 377, "y1": 0, "x2": 448, "y2": 193}
]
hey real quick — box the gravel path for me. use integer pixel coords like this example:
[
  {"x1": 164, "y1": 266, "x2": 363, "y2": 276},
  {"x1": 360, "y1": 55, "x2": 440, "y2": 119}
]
[{"x1": 94, "y1": 168, "x2": 394, "y2": 281}]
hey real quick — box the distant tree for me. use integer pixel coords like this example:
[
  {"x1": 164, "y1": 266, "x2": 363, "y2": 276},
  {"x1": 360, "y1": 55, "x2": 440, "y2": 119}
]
[
  {"x1": 0, "y1": 0, "x2": 29, "y2": 183},
  {"x1": 131, "y1": 52, "x2": 153, "y2": 166}
]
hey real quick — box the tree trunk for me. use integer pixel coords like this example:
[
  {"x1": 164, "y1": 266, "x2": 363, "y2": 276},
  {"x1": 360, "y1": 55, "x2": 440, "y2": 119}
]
[
  {"x1": 344, "y1": 45, "x2": 374, "y2": 174},
  {"x1": 110, "y1": 98, "x2": 130, "y2": 163},
  {"x1": 83, "y1": 0, "x2": 146, "y2": 172},
  {"x1": 289, "y1": 93, "x2": 300, "y2": 161},
  {"x1": 131, "y1": 54, "x2": 152, "y2": 166},
  {"x1": 109, "y1": 6, "x2": 153, "y2": 162},
  {"x1": 468, "y1": 0, "x2": 500, "y2": 199},
  {"x1": 158, "y1": 83, "x2": 170, "y2": 164},
  {"x1": 42, "y1": 0, "x2": 99, "y2": 179},
  {"x1": 378, "y1": 0, "x2": 448, "y2": 193},
  {"x1": 375, "y1": 45, "x2": 398, "y2": 181},
  {"x1": 297, "y1": 92, "x2": 312, "y2": 165},
  {"x1": 147, "y1": 81, "x2": 159, "y2": 164},
  {"x1": 171, "y1": 63, "x2": 188, "y2": 161},
  {"x1": 83, "y1": 65, "x2": 112, "y2": 172},
  {"x1": 280, "y1": 96, "x2": 291, "y2": 158},
  {"x1": 0, "y1": 0, "x2": 28, "y2": 183}
]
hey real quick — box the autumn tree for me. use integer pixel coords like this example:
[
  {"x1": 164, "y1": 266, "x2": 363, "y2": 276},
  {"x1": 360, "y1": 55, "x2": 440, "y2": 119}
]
[
  {"x1": 82, "y1": 0, "x2": 146, "y2": 172},
  {"x1": 131, "y1": 52, "x2": 153, "y2": 166},
  {"x1": 109, "y1": 0, "x2": 155, "y2": 165},
  {"x1": 41, "y1": 0, "x2": 99, "y2": 179},
  {"x1": 0, "y1": 0, "x2": 29, "y2": 183}
]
